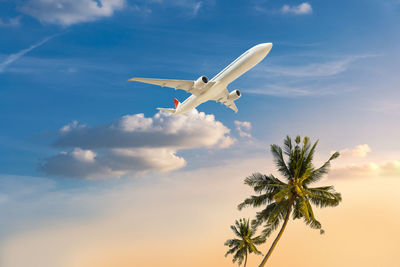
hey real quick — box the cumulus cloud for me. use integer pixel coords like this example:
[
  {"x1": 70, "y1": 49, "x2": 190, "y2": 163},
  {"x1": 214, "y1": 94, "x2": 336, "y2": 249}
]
[
  {"x1": 328, "y1": 160, "x2": 400, "y2": 179},
  {"x1": 281, "y1": 2, "x2": 312, "y2": 15},
  {"x1": 339, "y1": 144, "x2": 372, "y2": 158},
  {"x1": 40, "y1": 110, "x2": 235, "y2": 178},
  {"x1": 19, "y1": 0, "x2": 125, "y2": 26},
  {"x1": 234, "y1": 120, "x2": 252, "y2": 138}
]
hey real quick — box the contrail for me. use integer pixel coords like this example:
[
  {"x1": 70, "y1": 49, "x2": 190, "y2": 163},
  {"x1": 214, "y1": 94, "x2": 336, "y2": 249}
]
[{"x1": 0, "y1": 34, "x2": 56, "y2": 73}]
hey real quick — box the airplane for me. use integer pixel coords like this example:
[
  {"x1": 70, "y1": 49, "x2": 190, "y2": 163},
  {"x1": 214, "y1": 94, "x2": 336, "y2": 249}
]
[{"x1": 128, "y1": 43, "x2": 272, "y2": 115}]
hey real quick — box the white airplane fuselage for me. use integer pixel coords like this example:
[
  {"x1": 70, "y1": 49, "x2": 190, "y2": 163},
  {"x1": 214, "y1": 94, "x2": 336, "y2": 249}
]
[{"x1": 174, "y1": 43, "x2": 272, "y2": 114}]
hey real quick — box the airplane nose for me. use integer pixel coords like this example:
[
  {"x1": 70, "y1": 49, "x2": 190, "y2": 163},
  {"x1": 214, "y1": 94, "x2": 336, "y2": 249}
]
[
  {"x1": 259, "y1": 42, "x2": 273, "y2": 51},
  {"x1": 251, "y1": 43, "x2": 273, "y2": 55}
]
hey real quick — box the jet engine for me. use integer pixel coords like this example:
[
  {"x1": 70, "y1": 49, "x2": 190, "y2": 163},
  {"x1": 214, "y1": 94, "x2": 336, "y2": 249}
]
[
  {"x1": 193, "y1": 75, "x2": 209, "y2": 89},
  {"x1": 228, "y1": 90, "x2": 241, "y2": 101}
]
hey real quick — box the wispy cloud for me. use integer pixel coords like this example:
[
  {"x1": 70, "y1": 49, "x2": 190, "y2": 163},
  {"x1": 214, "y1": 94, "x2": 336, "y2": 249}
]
[
  {"x1": 19, "y1": 0, "x2": 125, "y2": 26},
  {"x1": 254, "y1": 2, "x2": 313, "y2": 15},
  {"x1": 246, "y1": 55, "x2": 371, "y2": 97},
  {"x1": 256, "y1": 56, "x2": 367, "y2": 78},
  {"x1": 192, "y1": 1, "x2": 202, "y2": 16},
  {"x1": 0, "y1": 35, "x2": 55, "y2": 73},
  {"x1": 281, "y1": 2, "x2": 312, "y2": 15},
  {"x1": 134, "y1": 0, "x2": 208, "y2": 17},
  {"x1": 0, "y1": 16, "x2": 21, "y2": 27},
  {"x1": 247, "y1": 82, "x2": 359, "y2": 97},
  {"x1": 234, "y1": 120, "x2": 252, "y2": 138}
]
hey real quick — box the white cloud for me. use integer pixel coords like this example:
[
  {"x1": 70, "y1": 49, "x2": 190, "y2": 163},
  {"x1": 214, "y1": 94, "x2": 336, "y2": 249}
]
[
  {"x1": 234, "y1": 120, "x2": 252, "y2": 138},
  {"x1": 329, "y1": 160, "x2": 400, "y2": 179},
  {"x1": 257, "y1": 57, "x2": 362, "y2": 78},
  {"x1": 192, "y1": 1, "x2": 202, "y2": 16},
  {"x1": 19, "y1": 0, "x2": 125, "y2": 26},
  {"x1": 71, "y1": 148, "x2": 97, "y2": 163},
  {"x1": 60, "y1": 120, "x2": 86, "y2": 133},
  {"x1": 281, "y1": 2, "x2": 312, "y2": 15},
  {"x1": 0, "y1": 16, "x2": 21, "y2": 27},
  {"x1": 0, "y1": 35, "x2": 55, "y2": 73},
  {"x1": 247, "y1": 55, "x2": 371, "y2": 97},
  {"x1": 339, "y1": 144, "x2": 372, "y2": 158},
  {"x1": 40, "y1": 109, "x2": 235, "y2": 178},
  {"x1": 141, "y1": 0, "x2": 206, "y2": 17}
]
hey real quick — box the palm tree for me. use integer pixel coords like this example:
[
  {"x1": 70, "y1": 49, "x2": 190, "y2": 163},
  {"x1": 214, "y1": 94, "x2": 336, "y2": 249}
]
[
  {"x1": 238, "y1": 135, "x2": 342, "y2": 267},
  {"x1": 224, "y1": 218, "x2": 265, "y2": 267}
]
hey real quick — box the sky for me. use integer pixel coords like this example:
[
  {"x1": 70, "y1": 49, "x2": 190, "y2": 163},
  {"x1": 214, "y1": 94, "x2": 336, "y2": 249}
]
[{"x1": 0, "y1": 0, "x2": 400, "y2": 266}]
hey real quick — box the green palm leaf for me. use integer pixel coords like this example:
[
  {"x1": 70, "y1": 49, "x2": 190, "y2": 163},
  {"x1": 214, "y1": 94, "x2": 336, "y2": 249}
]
[
  {"x1": 237, "y1": 135, "x2": 343, "y2": 267},
  {"x1": 224, "y1": 218, "x2": 265, "y2": 267}
]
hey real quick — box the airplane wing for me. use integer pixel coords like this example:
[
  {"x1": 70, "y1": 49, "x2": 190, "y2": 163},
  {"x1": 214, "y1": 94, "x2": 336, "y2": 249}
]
[
  {"x1": 128, "y1": 77, "x2": 215, "y2": 96},
  {"x1": 214, "y1": 89, "x2": 238, "y2": 113}
]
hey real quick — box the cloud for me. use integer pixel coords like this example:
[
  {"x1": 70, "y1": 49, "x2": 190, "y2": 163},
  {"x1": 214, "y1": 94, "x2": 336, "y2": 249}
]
[
  {"x1": 19, "y1": 0, "x2": 125, "y2": 26},
  {"x1": 234, "y1": 120, "x2": 252, "y2": 138},
  {"x1": 192, "y1": 1, "x2": 202, "y2": 16},
  {"x1": 0, "y1": 35, "x2": 55, "y2": 73},
  {"x1": 257, "y1": 56, "x2": 363, "y2": 78},
  {"x1": 2, "y1": 162, "x2": 400, "y2": 267},
  {"x1": 370, "y1": 99, "x2": 400, "y2": 114},
  {"x1": 329, "y1": 160, "x2": 400, "y2": 179},
  {"x1": 247, "y1": 55, "x2": 371, "y2": 97},
  {"x1": 281, "y1": 2, "x2": 312, "y2": 15},
  {"x1": 247, "y1": 83, "x2": 358, "y2": 97},
  {"x1": 339, "y1": 144, "x2": 372, "y2": 158},
  {"x1": 40, "y1": 110, "x2": 235, "y2": 178},
  {"x1": 0, "y1": 16, "x2": 21, "y2": 27},
  {"x1": 0, "y1": 157, "x2": 268, "y2": 267},
  {"x1": 140, "y1": 0, "x2": 206, "y2": 17}
]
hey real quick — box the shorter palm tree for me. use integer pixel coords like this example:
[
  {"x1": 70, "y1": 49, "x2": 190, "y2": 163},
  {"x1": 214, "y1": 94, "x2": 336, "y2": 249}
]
[{"x1": 224, "y1": 218, "x2": 265, "y2": 267}]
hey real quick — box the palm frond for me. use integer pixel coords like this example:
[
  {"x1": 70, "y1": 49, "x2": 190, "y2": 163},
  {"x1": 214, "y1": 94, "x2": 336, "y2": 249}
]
[
  {"x1": 307, "y1": 186, "x2": 342, "y2": 207},
  {"x1": 237, "y1": 135, "x2": 342, "y2": 252},
  {"x1": 304, "y1": 152, "x2": 339, "y2": 185},
  {"x1": 270, "y1": 144, "x2": 292, "y2": 180},
  {"x1": 261, "y1": 198, "x2": 291, "y2": 237},
  {"x1": 231, "y1": 225, "x2": 242, "y2": 238},
  {"x1": 238, "y1": 194, "x2": 273, "y2": 210},
  {"x1": 248, "y1": 243, "x2": 262, "y2": 255},
  {"x1": 252, "y1": 203, "x2": 279, "y2": 227},
  {"x1": 233, "y1": 247, "x2": 246, "y2": 265},
  {"x1": 283, "y1": 135, "x2": 293, "y2": 156},
  {"x1": 243, "y1": 173, "x2": 286, "y2": 194}
]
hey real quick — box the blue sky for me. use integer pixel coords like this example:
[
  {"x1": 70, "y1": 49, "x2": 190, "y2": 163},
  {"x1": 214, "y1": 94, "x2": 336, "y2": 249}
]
[
  {"x1": 0, "y1": 1, "x2": 400, "y2": 262},
  {"x1": 1, "y1": 0, "x2": 398, "y2": 177}
]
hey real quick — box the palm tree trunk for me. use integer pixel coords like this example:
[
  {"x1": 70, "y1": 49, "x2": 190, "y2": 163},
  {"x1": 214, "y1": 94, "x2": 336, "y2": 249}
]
[
  {"x1": 244, "y1": 249, "x2": 248, "y2": 267},
  {"x1": 258, "y1": 201, "x2": 293, "y2": 267}
]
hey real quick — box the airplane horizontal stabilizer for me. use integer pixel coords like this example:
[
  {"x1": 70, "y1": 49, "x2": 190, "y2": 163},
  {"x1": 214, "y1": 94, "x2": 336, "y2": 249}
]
[{"x1": 156, "y1": 107, "x2": 176, "y2": 113}]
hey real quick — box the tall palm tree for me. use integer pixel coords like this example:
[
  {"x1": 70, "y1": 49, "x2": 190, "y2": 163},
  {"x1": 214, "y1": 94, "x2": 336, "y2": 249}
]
[
  {"x1": 224, "y1": 218, "x2": 265, "y2": 267},
  {"x1": 238, "y1": 135, "x2": 342, "y2": 267}
]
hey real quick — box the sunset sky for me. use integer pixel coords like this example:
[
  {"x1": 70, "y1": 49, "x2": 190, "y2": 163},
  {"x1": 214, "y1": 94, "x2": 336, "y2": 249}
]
[{"x1": 1, "y1": 0, "x2": 399, "y2": 266}]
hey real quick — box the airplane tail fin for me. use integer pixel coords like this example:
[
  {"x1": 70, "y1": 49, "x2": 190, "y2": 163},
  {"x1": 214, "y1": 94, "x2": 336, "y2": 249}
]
[
  {"x1": 174, "y1": 98, "x2": 180, "y2": 109},
  {"x1": 156, "y1": 98, "x2": 180, "y2": 114}
]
